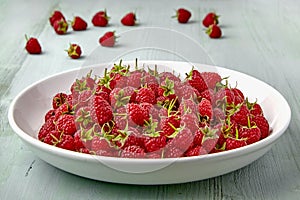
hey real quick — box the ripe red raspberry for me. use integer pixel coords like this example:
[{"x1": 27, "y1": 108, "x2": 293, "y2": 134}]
[
  {"x1": 127, "y1": 103, "x2": 149, "y2": 126},
  {"x1": 160, "y1": 115, "x2": 180, "y2": 137},
  {"x1": 185, "y1": 145, "x2": 207, "y2": 157},
  {"x1": 225, "y1": 137, "x2": 247, "y2": 150},
  {"x1": 178, "y1": 98, "x2": 198, "y2": 115},
  {"x1": 91, "y1": 136, "x2": 111, "y2": 152},
  {"x1": 38, "y1": 116, "x2": 55, "y2": 141},
  {"x1": 251, "y1": 115, "x2": 270, "y2": 139},
  {"x1": 126, "y1": 70, "x2": 143, "y2": 88},
  {"x1": 52, "y1": 92, "x2": 68, "y2": 109},
  {"x1": 144, "y1": 136, "x2": 167, "y2": 153},
  {"x1": 168, "y1": 128, "x2": 193, "y2": 151},
  {"x1": 198, "y1": 98, "x2": 213, "y2": 121},
  {"x1": 43, "y1": 130, "x2": 61, "y2": 145},
  {"x1": 89, "y1": 96, "x2": 113, "y2": 125},
  {"x1": 180, "y1": 113, "x2": 199, "y2": 133},
  {"x1": 135, "y1": 87, "x2": 156, "y2": 104},
  {"x1": 55, "y1": 114, "x2": 77, "y2": 135},
  {"x1": 121, "y1": 145, "x2": 145, "y2": 158},
  {"x1": 44, "y1": 109, "x2": 56, "y2": 122},
  {"x1": 57, "y1": 135, "x2": 75, "y2": 151},
  {"x1": 186, "y1": 69, "x2": 208, "y2": 93},
  {"x1": 200, "y1": 72, "x2": 222, "y2": 89},
  {"x1": 230, "y1": 104, "x2": 250, "y2": 126},
  {"x1": 164, "y1": 146, "x2": 184, "y2": 158},
  {"x1": 122, "y1": 127, "x2": 145, "y2": 149},
  {"x1": 238, "y1": 126, "x2": 261, "y2": 145}
]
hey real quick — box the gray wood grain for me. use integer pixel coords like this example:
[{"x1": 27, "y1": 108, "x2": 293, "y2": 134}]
[{"x1": 1, "y1": 0, "x2": 300, "y2": 199}]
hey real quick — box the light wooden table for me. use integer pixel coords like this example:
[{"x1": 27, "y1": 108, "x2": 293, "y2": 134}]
[{"x1": 1, "y1": 0, "x2": 300, "y2": 199}]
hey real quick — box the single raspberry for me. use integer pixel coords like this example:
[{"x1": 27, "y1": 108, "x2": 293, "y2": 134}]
[
  {"x1": 121, "y1": 145, "x2": 145, "y2": 158},
  {"x1": 55, "y1": 114, "x2": 77, "y2": 135}
]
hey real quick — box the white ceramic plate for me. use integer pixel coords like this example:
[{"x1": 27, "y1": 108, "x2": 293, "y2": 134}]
[{"x1": 8, "y1": 61, "x2": 291, "y2": 185}]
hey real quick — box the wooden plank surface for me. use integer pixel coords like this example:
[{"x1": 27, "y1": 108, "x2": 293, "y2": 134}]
[{"x1": 1, "y1": 0, "x2": 300, "y2": 199}]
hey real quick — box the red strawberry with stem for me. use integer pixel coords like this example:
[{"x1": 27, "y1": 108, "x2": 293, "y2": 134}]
[
  {"x1": 53, "y1": 18, "x2": 68, "y2": 35},
  {"x1": 66, "y1": 44, "x2": 82, "y2": 59},
  {"x1": 174, "y1": 8, "x2": 191, "y2": 23},
  {"x1": 121, "y1": 12, "x2": 136, "y2": 26},
  {"x1": 202, "y1": 12, "x2": 219, "y2": 28},
  {"x1": 206, "y1": 24, "x2": 222, "y2": 39},
  {"x1": 92, "y1": 10, "x2": 110, "y2": 27},
  {"x1": 49, "y1": 10, "x2": 65, "y2": 27},
  {"x1": 25, "y1": 35, "x2": 42, "y2": 54},
  {"x1": 99, "y1": 31, "x2": 116, "y2": 47},
  {"x1": 71, "y1": 16, "x2": 87, "y2": 31}
]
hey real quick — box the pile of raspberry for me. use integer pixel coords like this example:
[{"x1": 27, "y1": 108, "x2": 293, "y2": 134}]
[{"x1": 38, "y1": 61, "x2": 271, "y2": 158}]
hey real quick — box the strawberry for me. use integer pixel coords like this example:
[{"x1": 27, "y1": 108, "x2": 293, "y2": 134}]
[
  {"x1": 53, "y1": 18, "x2": 68, "y2": 35},
  {"x1": 55, "y1": 114, "x2": 77, "y2": 135},
  {"x1": 202, "y1": 12, "x2": 219, "y2": 28},
  {"x1": 206, "y1": 24, "x2": 222, "y2": 39},
  {"x1": 25, "y1": 35, "x2": 42, "y2": 54},
  {"x1": 135, "y1": 87, "x2": 156, "y2": 104},
  {"x1": 174, "y1": 8, "x2": 191, "y2": 24},
  {"x1": 66, "y1": 44, "x2": 82, "y2": 59},
  {"x1": 89, "y1": 95, "x2": 113, "y2": 125},
  {"x1": 99, "y1": 31, "x2": 116, "y2": 47},
  {"x1": 49, "y1": 10, "x2": 65, "y2": 27},
  {"x1": 71, "y1": 16, "x2": 87, "y2": 31},
  {"x1": 92, "y1": 10, "x2": 110, "y2": 27},
  {"x1": 121, "y1": 12, "x2": 136, "y2": 26}
]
